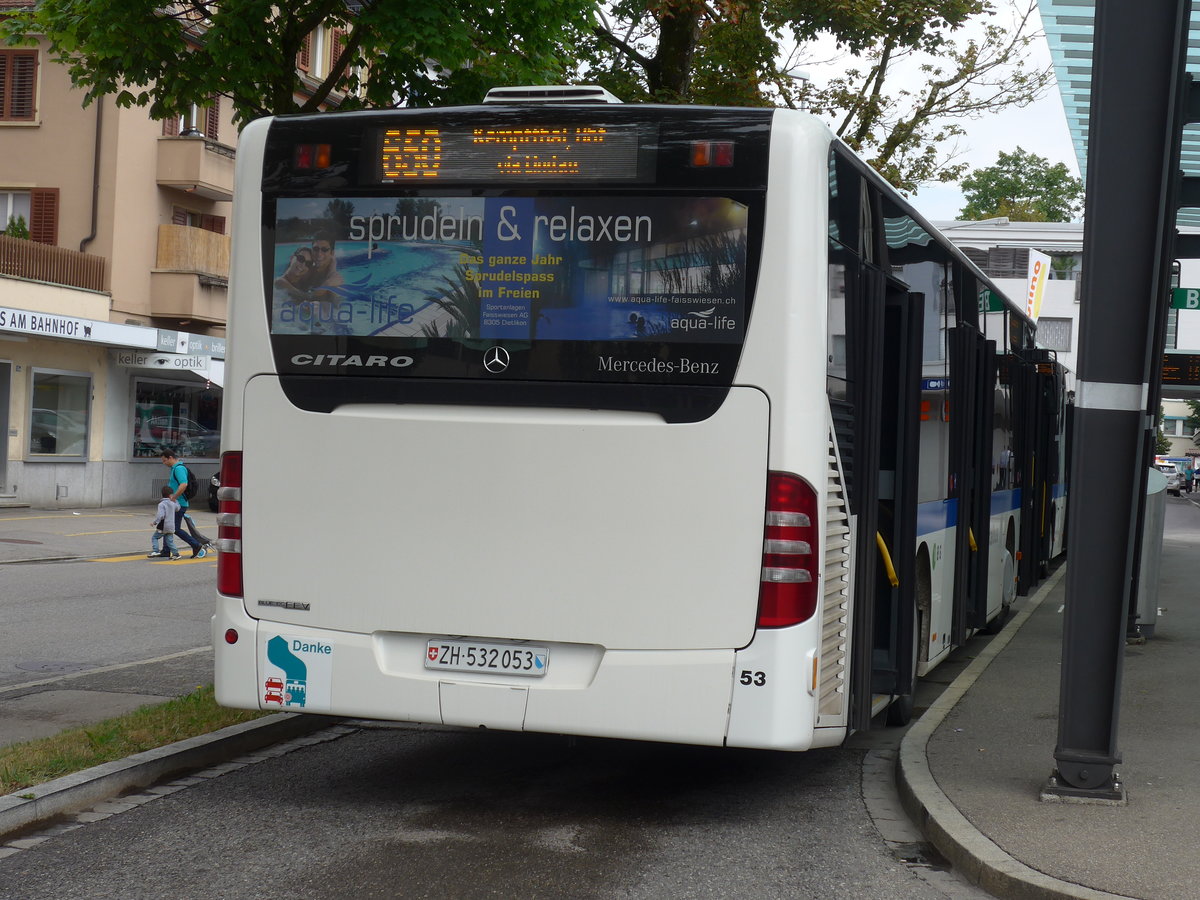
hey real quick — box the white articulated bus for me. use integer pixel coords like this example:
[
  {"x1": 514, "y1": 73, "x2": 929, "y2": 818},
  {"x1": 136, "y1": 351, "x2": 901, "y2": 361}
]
[{"x1": 213, "y1": 88, "x2": 1068, "y2": 749}]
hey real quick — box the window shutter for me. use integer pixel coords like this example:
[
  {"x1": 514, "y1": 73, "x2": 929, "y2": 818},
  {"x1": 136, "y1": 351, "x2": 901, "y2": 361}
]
[
  {"x1": 29, "y1": 187, "x2": 59, "y2": 245},
  {"x1": 297, "y1": 31, "x2": 312, "y2": 72},
  {"x1": 162, "y1": 116, "x2": 180, "y2": 136},
  {"x1": 331, "y1": 28, "x2": 346, "y2": 70},
  {"x1": 0, "y1": 49, "x2": 37, "y2": 121},
  {"x1": 200, "y1": 214, "x2": 226, "y2": 235},
  {"x1": 172, "y1": 206, "x2": 189, "y2": 226},
  {"x1": 205, "y1": 96, "x2": 219, "y2": 142}
]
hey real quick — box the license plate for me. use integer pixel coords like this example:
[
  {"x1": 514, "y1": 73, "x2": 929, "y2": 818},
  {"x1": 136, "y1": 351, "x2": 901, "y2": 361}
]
[{"x1": 425, "y1": 640, "x2": 549, "y2": 677}]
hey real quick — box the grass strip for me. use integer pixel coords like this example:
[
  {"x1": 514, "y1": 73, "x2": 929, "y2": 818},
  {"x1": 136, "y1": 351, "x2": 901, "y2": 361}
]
[{"x1": 0, "y1": 684, "x2": 266, "y2": 796}]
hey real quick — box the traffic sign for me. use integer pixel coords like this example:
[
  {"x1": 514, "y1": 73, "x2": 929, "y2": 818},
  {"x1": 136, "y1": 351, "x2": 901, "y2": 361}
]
[{"x1": 1171, "y1": 287, "x2": 1200, "y2": 309}]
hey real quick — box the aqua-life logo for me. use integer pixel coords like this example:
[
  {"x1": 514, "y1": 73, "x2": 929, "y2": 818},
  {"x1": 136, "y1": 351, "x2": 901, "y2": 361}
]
[{"x1": 263, "y1": 634, "x2": 333, "y2": 711}]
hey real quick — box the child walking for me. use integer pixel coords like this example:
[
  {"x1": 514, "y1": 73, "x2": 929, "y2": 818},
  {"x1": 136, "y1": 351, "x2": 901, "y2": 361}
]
[{"x1": 148, "y1": 486, "x2": 182, "y2": 560}]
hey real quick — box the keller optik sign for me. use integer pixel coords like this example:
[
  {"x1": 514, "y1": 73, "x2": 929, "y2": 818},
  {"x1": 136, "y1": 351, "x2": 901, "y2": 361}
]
[{"x1": 114, "y1": 350, "x2": 214, "y2": 375}]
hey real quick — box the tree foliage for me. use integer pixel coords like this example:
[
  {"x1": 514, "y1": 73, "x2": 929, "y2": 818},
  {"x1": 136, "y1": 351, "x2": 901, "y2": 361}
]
[
  {"x1": 1156, "y1": 405, "x2": 1173, "y2": 455},
  {"x1": 0, "y1": 0, "x2": 595, "y2": 125},
  {"x1": 2, "y1": 215, "x2": 29, "y2": 239},
  {"x1": 3, "y1": 0, "x2": 1053, "y2": 193},
  {"x1": 1185, "y1": 399, "x2": 1200, "y2": 435},
  {"x1": 959, "y1": 146, "x2": 1084, "y2": 221},
  {"x1": 584, "y1": 0, "x2": 1052, "y2": 191}
]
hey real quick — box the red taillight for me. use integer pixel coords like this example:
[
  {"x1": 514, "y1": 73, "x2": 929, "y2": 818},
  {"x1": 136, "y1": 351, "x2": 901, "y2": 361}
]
[
  {"x1": 216, "y1": 450, "x2": 243, "y2": 598},
  {"x1": 758, "y1": 472, "x2": 819, "y2": 628},
  {"x1": 293, "y1": 143, "x2": 331, "y2": 170},
  {"x1": 689, "y1": 140, "x2": 735, "y2": 167}
]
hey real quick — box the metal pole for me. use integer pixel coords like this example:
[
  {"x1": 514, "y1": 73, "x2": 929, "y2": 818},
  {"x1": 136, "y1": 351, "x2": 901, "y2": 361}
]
[{"x1": 1048, "y1": 0, "x2": 1191, "y2": 801}]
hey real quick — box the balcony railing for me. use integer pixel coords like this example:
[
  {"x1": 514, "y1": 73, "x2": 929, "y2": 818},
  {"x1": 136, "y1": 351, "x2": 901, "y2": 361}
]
[
  {"x1": 155, "y1": 224, "x2": 230, "y2": 277},
  {"x1": 0, "y1": 234, "x2": 108, "y2": 292},
  {"x1": 150, "y1": 224, "x2": 230, "y2": 323},
  {"x1": 156, "y1": 136, "x2": 236, "y2": 201}
]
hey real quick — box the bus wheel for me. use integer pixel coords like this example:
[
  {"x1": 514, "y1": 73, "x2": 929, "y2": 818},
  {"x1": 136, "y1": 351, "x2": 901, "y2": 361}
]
[{"x1": 981, "y1": 549, "x2": 1016, "y2": 635}]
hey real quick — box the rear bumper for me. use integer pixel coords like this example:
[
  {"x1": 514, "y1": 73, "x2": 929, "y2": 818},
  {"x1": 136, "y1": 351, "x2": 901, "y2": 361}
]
[{"x1": 215, "y1": 595, "x2": 742, "y2": 747}]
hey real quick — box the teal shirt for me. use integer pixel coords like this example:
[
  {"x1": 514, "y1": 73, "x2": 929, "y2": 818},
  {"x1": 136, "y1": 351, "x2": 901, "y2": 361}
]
[{"x1": 169, "y1": 462, "x2": 191, "y2": 510}]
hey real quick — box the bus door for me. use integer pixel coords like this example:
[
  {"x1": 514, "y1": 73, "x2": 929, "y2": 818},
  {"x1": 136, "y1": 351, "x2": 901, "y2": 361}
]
[
  {"x1": 948, "y1": 326, "x2": 995, "y2": 641},
  {"x1": 847, "y1": 270, "x2": 923, "y2": 730},
  {"x1": 1014, "y1": 349, "x2": 1062, "y2": 591}
]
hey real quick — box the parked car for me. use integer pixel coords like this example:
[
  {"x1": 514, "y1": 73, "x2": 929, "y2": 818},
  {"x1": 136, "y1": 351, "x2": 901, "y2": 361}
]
[
  {"x1": 30, "y1": 408, "x2": 86, "y2": 454},
  {"x1": 1157, "y1": 462, "x2": 1183, "y2": 497},
  {"x1": 144, "y1": 415, "x2": 221, "y2": 458},
  {"x1": 209, "y1": 473, "x2": 220, "y2": 512}
]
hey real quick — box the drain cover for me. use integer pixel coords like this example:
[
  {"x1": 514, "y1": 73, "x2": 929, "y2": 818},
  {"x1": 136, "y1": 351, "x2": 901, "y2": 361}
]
[{"x1": 15, "y1": 660, "x2": 94, "y2": 674}]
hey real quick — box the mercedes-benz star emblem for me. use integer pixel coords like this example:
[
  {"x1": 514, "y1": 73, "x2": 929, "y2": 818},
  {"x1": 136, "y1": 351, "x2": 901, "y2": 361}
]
[{"x1": 483, "y1": 346, "x2": 510, "y2": 373}]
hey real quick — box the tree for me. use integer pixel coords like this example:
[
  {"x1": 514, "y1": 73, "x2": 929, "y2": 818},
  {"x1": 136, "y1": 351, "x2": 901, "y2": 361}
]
[
  {"x1": 582, "y1": 0, "x2": 1052, "y2": 192},
  {"x1": 0, "y1": 0, "x2": 595, "y2": 126},
  {"x1": 1185, "y1": 399, "x2": 1200, "y2": 437},
  {"x1": 1156, "y1": 405, "x2": 1173, "y2": 455},
  {"x1": 2, "y1": 215, "x2": 30, "y2": 240},
  {"x1": 959, "y1": 146, "x2": 1084, "y2": 221}
]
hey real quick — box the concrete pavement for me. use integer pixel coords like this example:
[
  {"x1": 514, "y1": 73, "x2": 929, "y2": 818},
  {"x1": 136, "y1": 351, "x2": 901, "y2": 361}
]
[
  {"x1": 1, "y1": 502, "x2": 1197, "y2": 899},
  {"x1": 899, "y1": 507, "x2": 1200, "y2": 900}
]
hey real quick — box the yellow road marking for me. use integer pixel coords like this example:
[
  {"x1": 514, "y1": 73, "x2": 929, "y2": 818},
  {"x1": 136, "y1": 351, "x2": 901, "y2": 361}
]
[
  {"x1": 67, "y1": 529, "x2": 146, "y2": 537},
  {"x1": 0, "y1": 513, "x2": 143, "y2": 522},
  {"x1": 92, "y1": 553, "x2": 216, "y2": 564}
]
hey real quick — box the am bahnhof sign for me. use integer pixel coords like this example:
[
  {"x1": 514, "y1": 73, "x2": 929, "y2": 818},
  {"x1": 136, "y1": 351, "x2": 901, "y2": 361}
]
[
  {"x1": 0, "y1": 306, "x2": 158, "y2": 348},
  {"x1": 0, "y1": 305, "x2": 223, "y2": 369}
]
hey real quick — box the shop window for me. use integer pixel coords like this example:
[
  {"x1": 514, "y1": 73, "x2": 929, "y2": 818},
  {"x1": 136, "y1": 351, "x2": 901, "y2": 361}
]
[
  {"x1": 133, "y1": 379, "x2": 221, "y2": 459},
  {"x1": 29, "y1": 370, "x2": 89, "y2": 457}
]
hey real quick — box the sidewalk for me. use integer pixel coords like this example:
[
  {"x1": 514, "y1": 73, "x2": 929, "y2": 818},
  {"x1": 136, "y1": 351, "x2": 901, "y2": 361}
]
[
  {"x1": 0, "y1": 503, "x2": 217, "y2": 565},
  {"x1": 900, "y1": 514, "x2": 1200, "y2": 900}
]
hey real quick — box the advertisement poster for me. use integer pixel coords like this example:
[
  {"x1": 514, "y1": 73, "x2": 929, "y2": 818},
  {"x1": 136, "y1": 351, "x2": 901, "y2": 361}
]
[{"x1": 270, "y1": 196, "x2": 748, "y2": 342}]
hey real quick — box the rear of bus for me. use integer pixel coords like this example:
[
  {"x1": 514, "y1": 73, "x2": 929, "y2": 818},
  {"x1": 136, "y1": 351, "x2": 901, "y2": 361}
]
[{"x1": 213, "y1": 102, "x2": 846, "y2": 750}]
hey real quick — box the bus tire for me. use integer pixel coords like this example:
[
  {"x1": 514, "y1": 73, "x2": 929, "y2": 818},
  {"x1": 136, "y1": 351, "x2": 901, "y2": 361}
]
[{"x1": 982, "y1": 549, "x2": 1017, "y2": 635}]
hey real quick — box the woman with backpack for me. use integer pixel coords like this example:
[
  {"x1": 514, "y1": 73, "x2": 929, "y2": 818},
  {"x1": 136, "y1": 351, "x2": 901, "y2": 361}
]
[{"x1": 160, "y1": 449, "x2": 207, "y2": 559}]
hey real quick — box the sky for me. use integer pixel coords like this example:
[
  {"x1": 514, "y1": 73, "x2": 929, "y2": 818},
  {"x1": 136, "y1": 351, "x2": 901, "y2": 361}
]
[{"x1": 796, "y1": 1, "x2": 1079, "y2": 223}]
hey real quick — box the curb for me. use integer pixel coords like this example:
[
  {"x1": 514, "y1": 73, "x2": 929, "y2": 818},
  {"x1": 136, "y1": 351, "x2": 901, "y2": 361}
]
[
  {"x1": 0, "y1": 712, "x2": 334, "y2": 841},
  {"x1": 896, "y1": 565, "x2": 1136, "y2": 900}
]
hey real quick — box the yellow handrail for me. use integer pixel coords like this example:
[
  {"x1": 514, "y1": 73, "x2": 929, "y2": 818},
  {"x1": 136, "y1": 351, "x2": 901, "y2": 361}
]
[{"x1": 876, "y1": 532, "x2": 900, "y2": 588}]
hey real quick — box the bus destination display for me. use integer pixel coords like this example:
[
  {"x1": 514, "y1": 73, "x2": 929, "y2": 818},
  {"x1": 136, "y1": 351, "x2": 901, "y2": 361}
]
[{"x1": 376, "y1": 125, "x2": 641, "y2": 182}]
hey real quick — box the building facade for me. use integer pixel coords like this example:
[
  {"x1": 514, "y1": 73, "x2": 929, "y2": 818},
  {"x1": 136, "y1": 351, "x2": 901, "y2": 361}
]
[
  {"x1": 936, "y1": 217, "x2": 1200, "y2": 456},
  {"x1": 1, "y1": 34, "x2": 235, "y2": 507},
  {"x1": 1, "y1": 18, "x2": 352, "y2": 508}
]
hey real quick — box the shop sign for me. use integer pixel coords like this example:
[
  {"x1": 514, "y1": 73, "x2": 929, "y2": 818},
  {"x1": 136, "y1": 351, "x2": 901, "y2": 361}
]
[
  {"x1": 0, "y1": 307, "x2": 157, "y2": 348},
  {"x1": 114, "y1": 351, "x2": 214, "y2": 376}
]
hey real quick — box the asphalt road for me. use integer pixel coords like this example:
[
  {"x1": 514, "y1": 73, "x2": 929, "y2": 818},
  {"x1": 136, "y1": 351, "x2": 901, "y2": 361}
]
[
  {"x1": 0, "y1": 553, "x2": 214, "y2": 689},
  {"x1": 0, "y1": 721, "x2": 988, "y2": 900},
  {"x1": 0, "y1": 544, "x2": 993, "y2": 899}
]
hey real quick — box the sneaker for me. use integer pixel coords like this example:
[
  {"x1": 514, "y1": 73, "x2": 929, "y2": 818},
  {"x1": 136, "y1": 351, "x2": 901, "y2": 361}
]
[
  {"x1": 192, "y1": 547, "x2": 207, "y2": 559},
  {"x1": 169, "y1": 553, "x2": 182, "y2": 560},
  {"x1": 147, "y1": 551, "x2": 164, "y2": 558}
]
